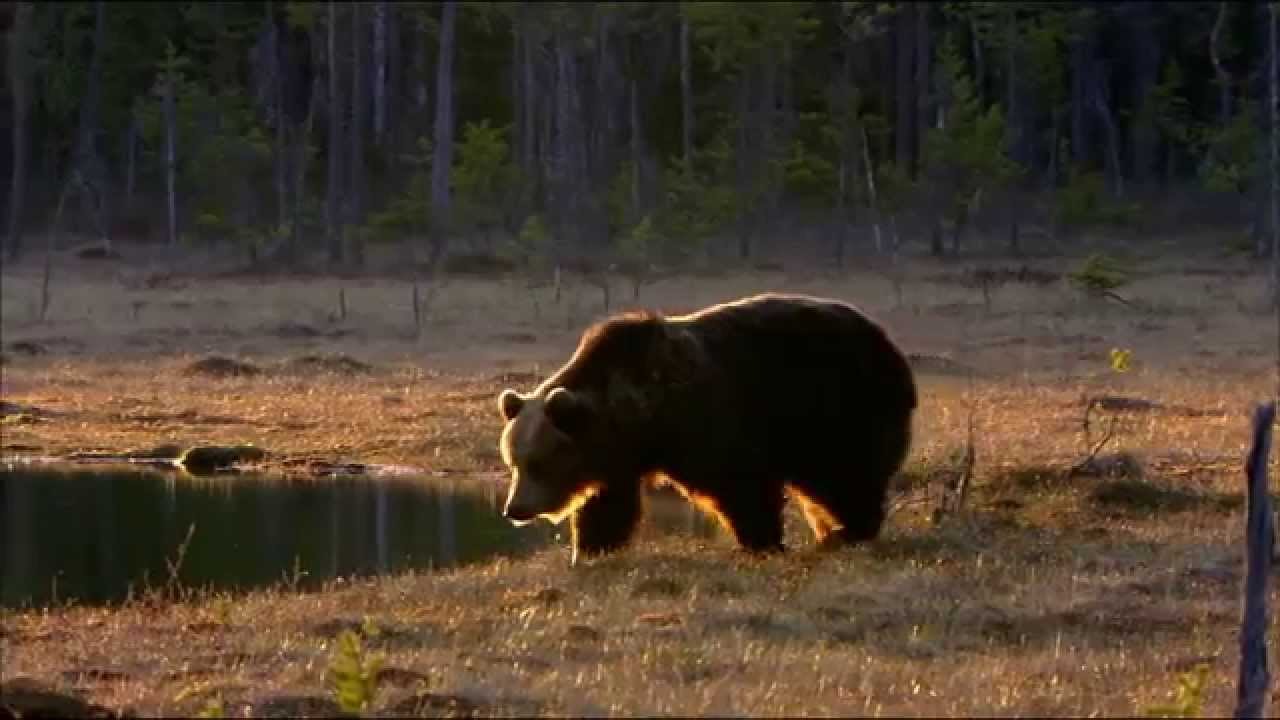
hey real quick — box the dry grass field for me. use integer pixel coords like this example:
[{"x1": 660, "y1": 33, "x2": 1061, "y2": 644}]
[{"x1": 2, "y1": 237, "x2": 1279, "y2": 717}]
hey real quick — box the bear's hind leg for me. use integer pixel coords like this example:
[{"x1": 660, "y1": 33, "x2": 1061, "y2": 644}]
[
  {"x1": 792, "y1": 478, "x2": 888, "y2": 546},
  {"x1": 571, "y1": 481, "x2": 643, "y2": 562}
]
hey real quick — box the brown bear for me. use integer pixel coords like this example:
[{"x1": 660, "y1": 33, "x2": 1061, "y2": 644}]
[{"x1": 496, "y1": 292, "x2": 917, "y2": 563}]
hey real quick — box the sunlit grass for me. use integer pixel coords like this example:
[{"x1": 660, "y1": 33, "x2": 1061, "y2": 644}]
[{"x1": 2, "y1": 249, "x2": 1277, "y2": 716}]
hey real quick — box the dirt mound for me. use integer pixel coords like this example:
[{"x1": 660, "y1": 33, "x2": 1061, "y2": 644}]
[
  {"x1": 281, "y1": 353, "x2": 375, "y2": 376},
  {"x1": 183, "y1": 355, "x2": 262, "y2": 378},
  {"x1": 263, "y1": 322, "x2": 349, "y2": 340}
]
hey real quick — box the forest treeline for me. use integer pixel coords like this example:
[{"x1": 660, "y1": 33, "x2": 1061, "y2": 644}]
[{"x1": 2, "y1": 1, "x2": 1278, "y2": 270}]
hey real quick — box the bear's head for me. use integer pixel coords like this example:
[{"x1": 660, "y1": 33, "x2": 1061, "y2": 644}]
[{"x1": 496, "y1": 386, "x2": 604, "y2": 526}]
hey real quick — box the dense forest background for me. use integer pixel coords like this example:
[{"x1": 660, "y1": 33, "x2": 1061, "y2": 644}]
[{"x1": 2, "y1": 1, "x2": 1278, "y2": 273}]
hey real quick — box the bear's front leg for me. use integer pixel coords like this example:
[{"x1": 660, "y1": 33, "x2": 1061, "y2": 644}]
[
  {"x1": 570, "y1": 481, "x2": 643, "y2": 564},
  {"x1": 716, "y1": 485, "x2": 787, "y2": 554}
]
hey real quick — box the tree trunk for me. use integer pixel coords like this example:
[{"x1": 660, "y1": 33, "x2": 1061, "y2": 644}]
[
  {"x1": 372, "y1": 0, "x2": 387, "y2": 146},
  {"x1": 283, "y1": 21, "x2": 317, "y2": 263},
  {"x1": 1091, "y1": 62, "x2": 1124, "y2": 198},
  {"x1": 385, "y1": 2, "x2": 401, "y2": 155},
  {"x1": 894, "y1": 3, "x2": 916, "y2": 177},
  {"x1": 552, "y1": 29, "x2": 583, "y2": 249},
  {"x1": 1004, "y1": 8, "x2": 1022, "y2": 167},
  {"x1": 969, "y1": 14, "x2": 984, "y2": 106},
  {"x1": 680, "y1": 7, "x2": 693, "y2": 164},
  {"x1": 326, "y1": 0, "x2": 345, "y2": 264},
  {"x1": 6, "y1": 1, "x2": 32, "y2": 260},
  {"x1": 915, "y1": 3, "x2": 931, "y2": 169},
  {"x1": 429, "y1": 0, "x2": 458, "y2": 265},
  {"x1": 1130, "y1": 2, "x2": 1162, "y2": 187},
  {"x1": 164, "y1": 56, "x2": 178, "y2": 247},
  {"x1": 861, "y1": 125, "x2": 884, "y2": 255},
  {"x1": 1070, "y1": 15, "x2": 1092, "y2": 168},
  {"x1": 75, "y1": 0, "x2": 110, "y2": 248},
  {"x1": 270, "y1": 5, "x2": 287, "y2": 232},
  {"x1": 736, "y1": 70, "x2": 753, "y2": 260},
  {"x1": 349, "y1": 0, "x2": 366, "y2": 267}
]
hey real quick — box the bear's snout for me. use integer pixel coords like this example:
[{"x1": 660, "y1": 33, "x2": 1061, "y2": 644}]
[
  {"x1": 502, "y1": 476, "x2": 543, "y2": 525},
  {"x1": 502, "y1": 500, "x2": 537, "y2": 524}
]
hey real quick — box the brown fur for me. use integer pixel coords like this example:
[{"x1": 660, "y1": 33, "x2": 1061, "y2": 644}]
[{"x1": 497, "y1": 293, "x2": 918, "y2": 560}]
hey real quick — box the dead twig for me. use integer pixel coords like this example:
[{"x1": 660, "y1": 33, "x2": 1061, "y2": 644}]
[{"x1": 1066, "y1": 397, "x2": 1120, "y2": 478}]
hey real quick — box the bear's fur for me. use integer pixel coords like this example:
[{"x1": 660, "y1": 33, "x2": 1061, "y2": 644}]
[{"x1": 496, "y1": 292, "x2": 917, "y2": 562}]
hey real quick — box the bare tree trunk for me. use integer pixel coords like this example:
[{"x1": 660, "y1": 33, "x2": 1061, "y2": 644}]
[
  {"x1": 915, "y1": 3, "x2": 931, "y2": 172},
  {"x1": 6, "y1": 1, "x2": 32, "y2": 260},
  {"x1": 680, "y1": 7, "x2": 693, "y2": 164},
  {"x1": 326, "y1": 0, "x2": 344, "y2": 264},
  {"x1": 372, "y1": 0, "x2": 387, "y2": 146},
  {"x1": 349, "y1": 0, "x2": 366, "y2": 267},
  {"x1": 521, "y1": 5, "x2": 537, "y2": 184},
  {"x1": 969, "y1": 14, "x2": 984, "y2": 106},
  {"x1": 512, "y1": 5, "x2": 523, "y2": 178},
  {"x1": 429, "y1": 0, "x2": 458, "y2": 266},
  {"x1": 164, "y1": 54, "x2": 178, "y2": 247},
  {"x1": 273, "y1": 56, "x2": 288, "y2": 232},
  {"x1": 1211, "y1": 2, "x2": 1234, "y2": 124},
  {"x1": 862, "y1": 125, "x2": 884, "y2": 254},
  {"x1": 630, "y1": 77, "x2": 642, "y2": 222},
  {"x1": 124, "y1": 113, "x2": 137, "y2": 209},
  {"x1": 1271, "y1": 3, "x2": 1278, "y2": 298}
]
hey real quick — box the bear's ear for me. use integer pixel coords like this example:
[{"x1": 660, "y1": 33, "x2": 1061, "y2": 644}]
[
  {"x1": 544, "y1": 387, "x2": 595, "y2": 435},
  {"x1": 499, "y1": 389, "x2": 526, "y2": 421}
]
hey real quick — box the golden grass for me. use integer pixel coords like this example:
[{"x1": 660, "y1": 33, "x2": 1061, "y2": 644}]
[{"x1": 2, "y1": 247, "x2": 1278, "y2": 717}]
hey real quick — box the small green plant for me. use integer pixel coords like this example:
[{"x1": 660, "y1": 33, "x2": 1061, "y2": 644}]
[
  {"x1": 194, "y1": 697, "x2": 226, "y2": 718},
  {"x1": 328, "y1": 627, "x2": 385, "y2": 715},
  {"x1": 1141, "y1": 663, "x2": 1210, "y2": 718},
  {"x1": 1053, "y1": 167, "x2": 1143, "y2": 231},
  {"x1": 503, "y1": 213, "x2": 554, "y2": 273},
  {"x1": 366, "y1": 137, "x2": 432, "y2": 244},
  {"x1": 1068, "y1": 253, "x2": 1133, "y2": 297},
  {"x1": 618, "y1": 215, "x2": 660, "y2": 300}
]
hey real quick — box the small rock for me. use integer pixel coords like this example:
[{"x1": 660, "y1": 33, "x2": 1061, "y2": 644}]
[
  {"x1": 179, "y1": 445, "x2": 267, "y2": 475},
  {"x1": 564, "y1": 624, "x2": 602, "y2": 643}
]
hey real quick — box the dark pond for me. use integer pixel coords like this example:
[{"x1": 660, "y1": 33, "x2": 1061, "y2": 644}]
[{"x1": 1, "y1": 466, "x2": 717, "y2": 608}]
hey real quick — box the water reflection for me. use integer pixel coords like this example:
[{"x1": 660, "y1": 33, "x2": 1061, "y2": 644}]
[{"x1": 0, "y1": 467, "x2": 554, "y2": 608}]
